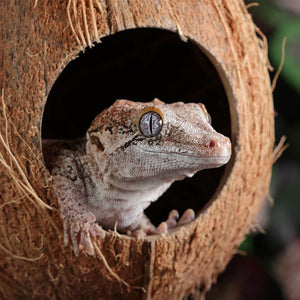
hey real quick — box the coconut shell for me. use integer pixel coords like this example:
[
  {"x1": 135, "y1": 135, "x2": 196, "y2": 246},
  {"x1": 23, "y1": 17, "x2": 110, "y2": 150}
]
[{"x1": 0, "y1": 1, "x2": 274, "y2": 299}]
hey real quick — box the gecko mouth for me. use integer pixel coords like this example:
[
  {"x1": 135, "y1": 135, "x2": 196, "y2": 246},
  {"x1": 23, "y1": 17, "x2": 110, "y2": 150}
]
[{"x1": 137, "y1": 146, "x2": 231, "y2": 162}]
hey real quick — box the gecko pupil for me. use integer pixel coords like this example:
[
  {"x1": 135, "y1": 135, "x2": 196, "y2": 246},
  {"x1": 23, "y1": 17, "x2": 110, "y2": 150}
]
[
  {"x1": 149, "y1": 113, "x2": 153, "y2": 135},
  {"x1": 139, "y1": 111, "x2": 162, "y2": 137}
]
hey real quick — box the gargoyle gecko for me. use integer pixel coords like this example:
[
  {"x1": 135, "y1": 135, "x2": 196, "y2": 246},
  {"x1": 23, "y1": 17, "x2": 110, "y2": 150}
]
[{"x1": 44, "y1": 99, "x2": 231, "y2": 255}]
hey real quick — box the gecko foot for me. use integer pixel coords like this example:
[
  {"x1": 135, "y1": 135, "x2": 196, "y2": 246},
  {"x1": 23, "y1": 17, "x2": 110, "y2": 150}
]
[
  {"x1": 63, "y1": 209, "x2": 105, "y2": 256},
  {"x1": 154, "y1": 209, "x2": 195, "y2": 234}
]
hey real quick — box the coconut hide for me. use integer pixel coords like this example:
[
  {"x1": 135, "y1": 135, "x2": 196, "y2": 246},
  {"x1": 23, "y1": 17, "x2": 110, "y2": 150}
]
[{"x1": 0, "y1": 1, "x2": 274, "y2": 299}]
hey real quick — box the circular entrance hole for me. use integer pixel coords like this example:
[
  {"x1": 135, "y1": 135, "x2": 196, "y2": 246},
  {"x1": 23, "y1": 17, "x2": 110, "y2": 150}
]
[{"x1": 42, "y1": 28, "x2": 231, "y2": 226}]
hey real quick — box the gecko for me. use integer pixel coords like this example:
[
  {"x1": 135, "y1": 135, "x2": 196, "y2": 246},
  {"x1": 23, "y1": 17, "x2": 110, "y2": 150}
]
[{"x1": 43, "y1": 98, "x2": 231, "y2": 255}]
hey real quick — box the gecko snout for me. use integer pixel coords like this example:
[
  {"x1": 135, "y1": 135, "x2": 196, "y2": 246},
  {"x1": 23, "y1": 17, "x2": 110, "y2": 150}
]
[
  {"x1": 208, "y1": 136, "x2": 231, "y2": 158},
  {"x1": 209, "y1": 136, "x2": 231, "y2": 148}
]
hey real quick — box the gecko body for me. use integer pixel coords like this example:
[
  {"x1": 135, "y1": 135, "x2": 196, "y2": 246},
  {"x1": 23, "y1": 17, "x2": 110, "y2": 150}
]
[{"x1": 44, "y1": 99, "x2": 231, "y2": 255}]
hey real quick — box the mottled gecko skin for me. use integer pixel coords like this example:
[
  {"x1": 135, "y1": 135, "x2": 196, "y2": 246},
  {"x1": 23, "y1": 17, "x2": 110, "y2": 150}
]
[{"x1": 44, "y1": 99, "x2": 231, "y2": 255}]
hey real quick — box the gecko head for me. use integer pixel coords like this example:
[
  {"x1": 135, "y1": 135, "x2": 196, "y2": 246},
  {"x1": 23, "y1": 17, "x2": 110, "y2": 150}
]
[{"x1": 86, "y1": 98, "x2": 231, "y2": 182}]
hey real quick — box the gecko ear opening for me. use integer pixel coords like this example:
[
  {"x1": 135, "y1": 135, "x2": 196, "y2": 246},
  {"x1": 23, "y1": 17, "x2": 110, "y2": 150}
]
[{"x1": 42, "y1": 28, "x2": 232, "y2": 227}]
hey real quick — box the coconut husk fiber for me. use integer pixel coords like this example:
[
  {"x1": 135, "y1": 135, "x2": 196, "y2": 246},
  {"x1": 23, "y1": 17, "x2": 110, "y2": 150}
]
[{"x1": 0, "y1": 1, "x2": 275, "y2": 299}]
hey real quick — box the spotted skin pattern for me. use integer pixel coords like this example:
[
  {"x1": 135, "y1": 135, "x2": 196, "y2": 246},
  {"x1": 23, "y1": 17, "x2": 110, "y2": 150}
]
[{"x1": 44, "y1": 99, "x2": 231, "y2": 255}]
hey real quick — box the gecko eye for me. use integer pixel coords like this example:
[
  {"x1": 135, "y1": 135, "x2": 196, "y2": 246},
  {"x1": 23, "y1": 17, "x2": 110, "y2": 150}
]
[{"x1": 139, "y1": 110, "x2": 163, "y2": 137}]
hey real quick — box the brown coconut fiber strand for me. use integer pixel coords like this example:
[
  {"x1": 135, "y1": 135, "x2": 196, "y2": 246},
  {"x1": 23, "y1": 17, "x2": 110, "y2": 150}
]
[
  {"x1": 273, "y1": 135, "x2": 289, "y2": 163},
  {"x1": 272, "y1": 37, "x2": 287, "y2": 92},
  {"x1": 67, "y1": 0, "x2": 105, "y2": 48},
  {"x1": 247, "y1": 2, "x2": 274, "y2": 72},
  {"x1": 246, "y1": 2, "x2": 259, "y2": 9}
]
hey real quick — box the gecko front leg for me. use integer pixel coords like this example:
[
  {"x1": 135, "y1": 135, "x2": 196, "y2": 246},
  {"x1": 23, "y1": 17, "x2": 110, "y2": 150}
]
[{"x1": 53, "y1": 175, "x2": 105, "y2": 255}]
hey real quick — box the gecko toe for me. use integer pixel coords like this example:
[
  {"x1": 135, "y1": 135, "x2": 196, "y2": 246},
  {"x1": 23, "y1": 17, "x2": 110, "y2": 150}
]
[
  {"x1": 90, "y1": 223, "x2": 105, "y2": 239},
  {"x1": 63, "y1": 221, "x2": 70, "y2": 247},
  {"x1": 166, "y1": 209, "x2": 179, "y2": 229},
  {"x1": 80, "y1": 230, "x2": 95, "y2": 256},
  {"x1": 70, "y1": 223, "x2": 80, "y2": 255},
  {"x1": 155, "y1": 221, "x2": 168, "y2": 234},
  {"x1": 177, "y1": 208, "x2": 195, "y2": 226},
  {"x1": 70, "y1": 233, "x2": 80, "y2": 256}
]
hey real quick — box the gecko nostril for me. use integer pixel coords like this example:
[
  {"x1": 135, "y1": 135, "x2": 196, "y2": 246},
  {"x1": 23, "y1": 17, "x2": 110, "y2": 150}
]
[{"x1": 209, "y1": 140, "x2": 215, "y2": 148}]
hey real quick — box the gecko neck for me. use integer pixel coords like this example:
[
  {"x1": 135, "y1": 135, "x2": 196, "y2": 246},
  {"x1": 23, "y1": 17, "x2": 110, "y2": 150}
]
[
  {"x1": 93, "y1": 169, "x2": 174, "y2": 204},
  {"x1": 107, "y1": 173, "x2": 173, "y2": 199},
  {"x1": 83, "y1": 157, "x2": 173, "y2": 229}
]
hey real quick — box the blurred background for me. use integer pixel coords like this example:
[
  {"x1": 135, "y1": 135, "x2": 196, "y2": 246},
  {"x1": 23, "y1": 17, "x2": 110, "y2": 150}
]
[{"x1": 207, "y1": 0, "x2": 300, "y2": 299}]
